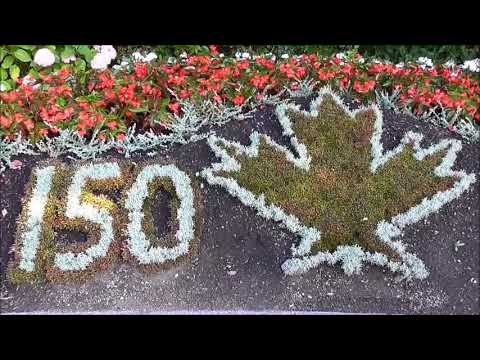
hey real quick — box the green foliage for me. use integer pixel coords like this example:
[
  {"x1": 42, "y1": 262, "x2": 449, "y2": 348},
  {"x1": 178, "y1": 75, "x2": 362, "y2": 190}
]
[
  {"x1": 0, "y1": 45, "x2": 96, "y2": 90},
  {"x1": 217, "y1": 45, "x2": 479, "y2": 64},
  {"x1": 222, "y1": 96, "x2": 455, "y2": 258},
  {"x1": 116, "y1": 45, "x2": 209, "y2": 61}
]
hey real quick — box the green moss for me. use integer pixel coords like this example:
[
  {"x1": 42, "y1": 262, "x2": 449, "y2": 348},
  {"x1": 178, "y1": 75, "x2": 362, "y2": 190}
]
[{"x1": 218, "y1": 95, "x2": 455, "y2": 259}]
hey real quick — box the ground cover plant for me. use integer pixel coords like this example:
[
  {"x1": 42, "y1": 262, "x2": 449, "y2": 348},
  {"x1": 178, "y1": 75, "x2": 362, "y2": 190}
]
[
  {"x1": 1, "y1": 46, "x2": 479, "y2": 174},
  {"x1": 8, "y1": 159, "x2": 203, "y2": 283},
  {"x1": 200, "y1": 87, "x2": 477, "y2": 279}
]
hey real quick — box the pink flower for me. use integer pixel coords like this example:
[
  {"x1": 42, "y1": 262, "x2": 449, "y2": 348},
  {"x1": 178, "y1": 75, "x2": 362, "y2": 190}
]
[{"x1": 10, "y1": 160, "x2": 23, "y2": 170}]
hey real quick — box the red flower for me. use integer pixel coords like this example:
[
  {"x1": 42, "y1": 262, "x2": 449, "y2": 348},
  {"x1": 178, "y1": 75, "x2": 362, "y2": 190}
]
[
  {"x1": 279, "y1": 63, "x2": 296, "y2": 79},
  {"x1": 107, "y1": 121, "x2": 117, "y2": 130},
  {"x1": 255, "y1": 58, "x2": 275, "y2": 71},
  {"x1": 97, "y1": 73, "x2": 115, "y2": 89},
  {"x1": 134, "y1": 63, "x2": 149, "y2": 80},
  {"x1": 63, "y1": 107, "x2": 75, "y2": 119},
  {"x1": 353, "y1": 80, "x2": 376, "y2": 94},
  {"x1": 168, "y1": 102, "x2": 181, "y2": 114},
  {"x1": 0, "y1": 116, "x2": 12, "y2": 129},
  {"x1": 236, "y1": 60, "x2": 249, "y2": 71},
  {"x1": 317, "y1": 70, "x2": 335, "y2": 81},
  {"x1": 23, "y1": 119, "x2": 34, "y2": 132},
  {"x1": 250, "y1": 74, "x2": 269, "y2": 90},
  {"x1": 179, "y1": 89, "x2": 191, "y2": 99},
  {"x1": 339, "y1": 77, "x2": 349, "y2": 89},
  {"x1": 116, "y1": 133, "x2": 126, "y2": 142},
  {"x1": 209, "y1": 45, "x2": 219, "y2": 56},
  {"x1": 233, "y1": 95, "x2": 245, "y2": 106},
  {"x1": 296, "y1": 67, "x2": 307, "y2": 79}
]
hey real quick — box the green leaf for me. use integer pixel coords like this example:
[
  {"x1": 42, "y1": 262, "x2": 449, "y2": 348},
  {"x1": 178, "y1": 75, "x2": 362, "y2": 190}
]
[
  {"x1": 0, "y1": 68, "x2": 7, "y2": 80},
  {"x1": 74, "y1": 58, "x2": 86, "y2": 72},
  {"x1": 56, "y1": 97, "x2": 67, "y2": 107},
  {"x1": 1, "y1": 55, "x2": 14, "y2": 69},
  {"x1": 77, "y1": 46, "x2": 94, "y2": 62},
  {"x1": 0, "y1": 80, "x2": 12, "y2": 91},
  {"x1": 128, "y1": 107, "x2": 149, "y2": 113},
  {"x1": 0, "y1": 48, "x2": 7, "y2": 63},
  {"x1": 9, "y1": 64, "x2": 20, "y2": 81},
  {"x1": 61, "y1": 46, "x2": 75, "y2": 61},
  {"x1": 28, "y1": 68, "x2": 40, "y2": 80},
  {"x1": 18, "y1": 45, "x2": 35, "y2": 50},
  {"x1": 14, "y1": 48, "x2": 32, "y2": 62}
]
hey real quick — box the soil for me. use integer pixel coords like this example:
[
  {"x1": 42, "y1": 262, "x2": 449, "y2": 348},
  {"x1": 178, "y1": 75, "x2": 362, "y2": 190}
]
[{"x1": 1, "y1": 96, "x2": 479, "y2": 314}]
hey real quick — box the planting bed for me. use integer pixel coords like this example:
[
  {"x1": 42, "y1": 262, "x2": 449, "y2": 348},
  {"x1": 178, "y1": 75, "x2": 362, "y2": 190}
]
[{"x1": 0, "y1": 93, "x2": 478, "y2": 314}]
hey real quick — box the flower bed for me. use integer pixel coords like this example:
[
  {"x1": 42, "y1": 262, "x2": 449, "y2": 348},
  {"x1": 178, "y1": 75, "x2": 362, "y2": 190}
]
[
  {"x1": 5, "y1": 86, "x2": 477, "y2": 284},
  {"x1": 1, "y1": 49, "x2": 479, "y2": 153},
  {"x1": 200, "y1": 87, "x2": 477, "y2": 280}
]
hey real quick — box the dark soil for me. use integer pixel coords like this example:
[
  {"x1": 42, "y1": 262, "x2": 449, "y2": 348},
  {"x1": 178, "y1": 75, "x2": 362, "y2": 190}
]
[
  {"x1": 1, "y1": 96, "x2": 479, "y2": 314},
  {"x1": 56, "y1": 230, "x2": 88, "y2": 246}
]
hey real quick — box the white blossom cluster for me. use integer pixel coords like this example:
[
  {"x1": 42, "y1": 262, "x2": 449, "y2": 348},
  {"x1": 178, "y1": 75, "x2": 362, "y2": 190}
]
[
  {"x1": 200, "y1": 86, "x2": 477, "y2": 280},
  {"x1": 17, "y1": 166, "x2": 55, "y2": 272},
  {"x1": 460, "y1": 59, "x2": 480, "y2": 73},
  {"x1": 54, "y1": 162, "x2": 121, "y2": 271},
  {"x1": 90, "y1": 45, "x2": 117, "y2": 70},
  {"x1": 416, "y1": 57, "x2": 434, "y2": 70},
  {"x1": 33, "y1": 48, "x2": 56, "y2": 67},
  {"x1": 125, "y1": 164, "x2": 196, "y2": 265}
]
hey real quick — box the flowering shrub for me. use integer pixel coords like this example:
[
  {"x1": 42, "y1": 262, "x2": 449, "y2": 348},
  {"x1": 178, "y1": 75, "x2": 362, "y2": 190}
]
[
  {"x1": 1, "y1": 48, "x2": 479, "y2": 146},
  {"x1": 0, "y1": 45, "x2": 101, "y2": 91}
]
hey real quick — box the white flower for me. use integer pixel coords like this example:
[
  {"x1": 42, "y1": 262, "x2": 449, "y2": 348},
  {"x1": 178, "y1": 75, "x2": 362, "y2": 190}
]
[
  {"x1": 219, "y1": 53, "x2": 224, "y2": 58},
  {"x1": 242, "y1": 52, "x2": 251, "y2": 60},
  {"x1": 93, "y1": 45, "x2": 102, "y2": 51},
  {"x1": 132, "y1": 52, "x2": 144, "y2": 61},
  {"x1": 90, "y1": 53, "x2": 111, "y2": 70},
  {"x1": 179, "y1": 51, "x2": 188, "y2": 59},
  {"x1": 460, "y1": 59, "x2": 480, "y2": 73},
  {"x1": 100, "y1": 45, "x2": 117, "y2": 61},
  {"x1": 235, "y1": 52, "x2": 242, "y2": 60},
  {"x1": 335, "y1": 52, "x2": 346, "y2": 60},
  {"x1": 33, "y1": 48, "x2": 56, "y2": 67},
  {"x1": 281, "y1": 53, "x2": 289, "y2": 59},
  {"x1": 417, "y1": 57, "x2": 433, "y2": 69},
  {"x1": 144, "y1": 52, "x2": 158, "y2": 63},
  {"x1": 62, "y1": 55, "x2": 76, "y2": 64},
  {"x1": 396, "y1": 62, "x2": 405, "y2": 69},
  {"x1": 444, "y1": 60, "x2": 456, "y2": 68}
]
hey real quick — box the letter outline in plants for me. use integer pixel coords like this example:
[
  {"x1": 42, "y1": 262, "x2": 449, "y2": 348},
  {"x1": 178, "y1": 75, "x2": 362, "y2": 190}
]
[
  {"x1": 8, "y1": 160, "x2": 202, "y2": 283},
  {"x1": 200, "y1": 86, "x2": 477, "y2": 280},
  {"x1": 53, "y1": 162, "x2": 122, "y2": 272},
  {"x1": 124, "y1": 164, "x2": 197, "y2": 266}
]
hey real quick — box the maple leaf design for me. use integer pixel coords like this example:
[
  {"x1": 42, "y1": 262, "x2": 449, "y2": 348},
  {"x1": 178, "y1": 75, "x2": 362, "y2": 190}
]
[{"x1": 200, "y1": 87, "x2": 476, "y2": 280}]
